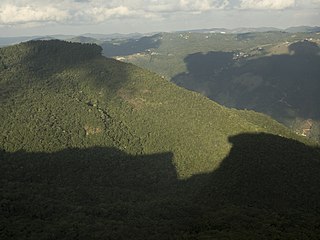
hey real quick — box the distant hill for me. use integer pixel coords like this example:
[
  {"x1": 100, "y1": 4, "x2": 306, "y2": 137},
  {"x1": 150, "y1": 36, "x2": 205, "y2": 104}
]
[
  {"x1": 232, "y1": 27, "x2": 282, "y2": 33},
  {"x1": 101, "y1": 34, "x2": 162, "y2": 57},
  {"x1": 0, "y1": 35, "x2": 74, "y2": 47},
  {"x1": 104, "y1": 31, "x2": 318, "y2": 72},
  {"x1": 285, "y1": 26, "x2": 320, "y2": 33},
  {"x1": 1, "y1": 40, "x2": 319, "y2": 239},
  {"x1": 104, "y1": 31, "x2": 320, "y2": 142},
  {"x1": 183, "y1": 26, "x2": 319, "y2": 34},
  {"x1": 31, "y1": 36, "x2": 57, "y2": 41},
  {"x1": 0, "y1": 36, "x2": 38, "y2": 47},
  {"x1": 67, "y1": 36, "x2": 101, "y2": 44},
  {"x1": 1, "y1": 25, "x2": 318, "y2": 48},
  {"x1": 183, "y1": 27, "x2": 282, "y2": 34},
  {"x1": 82, "y1": 32, "x2": 144, "y2": 40}
]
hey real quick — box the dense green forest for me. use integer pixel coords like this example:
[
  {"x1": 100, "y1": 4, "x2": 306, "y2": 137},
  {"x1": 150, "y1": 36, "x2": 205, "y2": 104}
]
[
  {"x1": 1, "y1": 40, "x2": 320, "y2": 239},
  {"x1": 101, "y1": 31, "x2": 320, "y2": 142}
]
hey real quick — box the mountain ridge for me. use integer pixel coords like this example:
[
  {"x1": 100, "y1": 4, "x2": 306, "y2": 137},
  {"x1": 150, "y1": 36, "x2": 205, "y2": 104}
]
[{"x1": 1, "y1": 40, "x2": 319, "y2": 239}]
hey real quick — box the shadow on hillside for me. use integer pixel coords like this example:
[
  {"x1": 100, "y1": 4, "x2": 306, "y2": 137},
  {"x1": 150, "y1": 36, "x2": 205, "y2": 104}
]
[
  {"x1": 1, "y1": 133, "x2": 320, "y2": 238},
  {"x1": 172, "y1": 41, "x2": 320, "y2": 122},
  {"x1": 195, "y1": 133, "x2": 320, "y2": 211},
  {"x1": 0, "y1": 147, "x2": 180, "y2": 239},
  {"x1": 101, "y1": 34, "x2": 161, "y2": 57}
]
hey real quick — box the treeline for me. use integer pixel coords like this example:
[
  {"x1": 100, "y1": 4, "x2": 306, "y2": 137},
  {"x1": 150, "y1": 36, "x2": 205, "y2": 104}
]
[{"x1": 0, "y1": 40, "x2": 102, "y2": 71}]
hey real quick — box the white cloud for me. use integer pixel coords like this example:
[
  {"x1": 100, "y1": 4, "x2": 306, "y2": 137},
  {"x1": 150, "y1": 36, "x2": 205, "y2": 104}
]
[
  {"x1": 178, "y1": 0, "x2": 230, "y2": 11},
  {"x1": 0, "y1": 1, "x2": 138, "y2": 25},
  {"x1": 296, "y1": 0, "x2": 320, "y2": 8},
  {"x1": 132, "y1": 0, "x2": 229, "y2": 13},
  {"x1": 0, "y1": 4, "x2": 70, "y2": 24},
  {"x1": 0, "y1": 0, "x2": 232, "y2": 26},
  {"x1": 0, "y1": 0, "x2": 318, "y2": 27},
  {"x1": 240, "y1": 0, "x2": 295, "y2": 10},
  {"x1": 88, "y1": 6, "x2": 139, "y2": 22}
]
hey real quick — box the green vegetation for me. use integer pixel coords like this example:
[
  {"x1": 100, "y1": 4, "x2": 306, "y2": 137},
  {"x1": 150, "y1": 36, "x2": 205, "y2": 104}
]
[
  {"x1": 104, "y1": 31, "x2": 319, "y2": 78},
  {"x1": 1, "y1": 40, "x2": 320, "y2": 239},
  {"x1": 103, "y1": 31, "x2": 320, "y2": 142}
]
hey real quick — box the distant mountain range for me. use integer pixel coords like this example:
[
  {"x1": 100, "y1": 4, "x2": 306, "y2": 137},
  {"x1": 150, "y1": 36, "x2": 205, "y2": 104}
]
[
  {"x1": 182, "y1": 26, "x2": 320, "y2": 34},
  {"x1": 0, "y1": 32, "x2": 146, "y2": 47},
  {"x1": 1, "y1": 26, "x2": 319, "y2": 47}
]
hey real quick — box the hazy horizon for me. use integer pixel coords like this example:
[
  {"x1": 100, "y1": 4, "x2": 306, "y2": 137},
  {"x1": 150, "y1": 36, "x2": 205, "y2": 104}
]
[{"x1": 1, "y1": 0, "x2": 319, "y2": 37}]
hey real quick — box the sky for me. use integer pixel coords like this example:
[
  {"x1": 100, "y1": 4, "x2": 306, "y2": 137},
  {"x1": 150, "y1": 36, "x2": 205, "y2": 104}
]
[{"x1": 0, "y1": 0, "x2": 319, "y2": 37}]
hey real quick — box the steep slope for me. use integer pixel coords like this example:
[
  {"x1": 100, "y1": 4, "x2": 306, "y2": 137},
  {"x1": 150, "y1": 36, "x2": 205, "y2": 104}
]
[
  {"x1": 172, "y1": 40, "x2": 320, "y2": 141},
  {"x1": 1, "y1": 40, "x2": 320, "y2": 239},
  {"x1": 2, "y1": 40, "x2": 309, "y2": 177},
  {"x1": 102, "y1": 32, "x2": 320, "y2": 142}
]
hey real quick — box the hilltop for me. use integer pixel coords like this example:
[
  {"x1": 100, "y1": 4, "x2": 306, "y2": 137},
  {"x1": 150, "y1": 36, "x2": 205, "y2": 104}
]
[{"x1": 1, "y1": 40, "x2": 320, "y2": 239}]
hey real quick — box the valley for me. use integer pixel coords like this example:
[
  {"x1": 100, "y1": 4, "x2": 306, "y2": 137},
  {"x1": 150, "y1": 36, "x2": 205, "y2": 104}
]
[{"x1": 97, "y1": 31, "x2": 320, "y2": 142}]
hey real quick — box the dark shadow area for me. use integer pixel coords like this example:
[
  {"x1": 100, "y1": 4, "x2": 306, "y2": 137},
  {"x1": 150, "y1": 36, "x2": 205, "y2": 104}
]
[
  {"x1": 0, "y1": 147, "x2": 181, "y2": 239},
  {"x1": 197, "y1": 133, "x2": 320, "y2": 211},
  {"x1": 173, "y1": 51, "x2": 234, "y2": 93},
  {"x1": 236, "y1": 32, "x2": 257, "y2": 41},
  {"x1": 184, "y1": 51, "x2": 234, "y2": 77},
  {"x1": 101, "y1": 34, "x2": 161, "y2": 57},
  {"x1": 289, "y1": 40, "x2": 320, "y2": 55},
  {"x1": 172, "y1": 41, "x2": 320, "y2": 123},
  {"x1": 1, "y1": 133, "x2": 320, "y2": 239}
]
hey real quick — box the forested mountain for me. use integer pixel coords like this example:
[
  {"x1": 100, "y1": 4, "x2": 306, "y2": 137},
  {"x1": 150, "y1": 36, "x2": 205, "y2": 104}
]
[
  {"x1": 1, "y1": 40, "x2": 320, "y2": 239},
  {"x1": 103, "y1": 31, "x2": 320, "y2": 142}
]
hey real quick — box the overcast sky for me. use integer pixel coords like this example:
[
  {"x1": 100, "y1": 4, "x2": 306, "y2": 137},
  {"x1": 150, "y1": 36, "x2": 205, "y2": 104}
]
[{"x1": 0, "y1": 0, "x2": 319, "y2": 37}]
